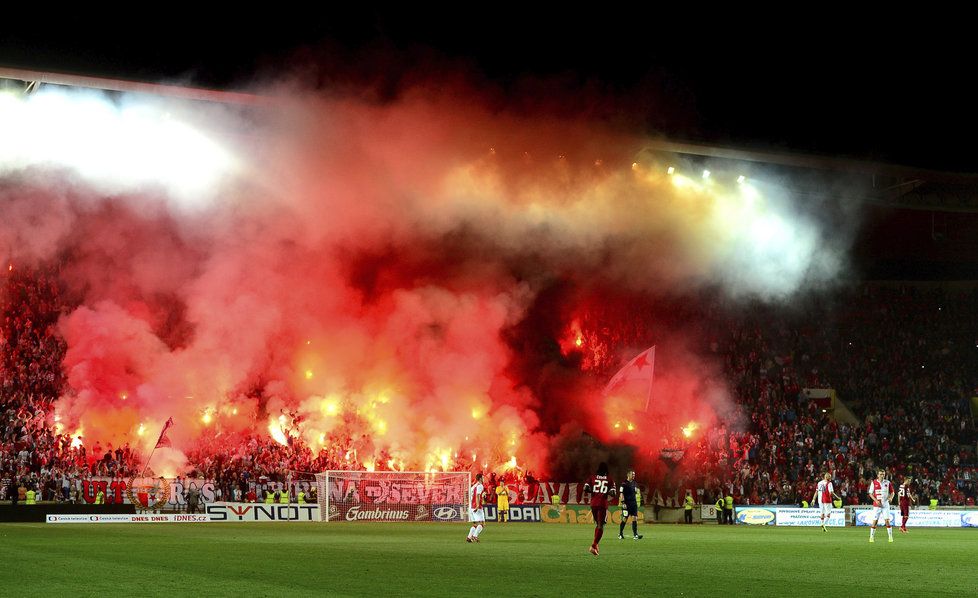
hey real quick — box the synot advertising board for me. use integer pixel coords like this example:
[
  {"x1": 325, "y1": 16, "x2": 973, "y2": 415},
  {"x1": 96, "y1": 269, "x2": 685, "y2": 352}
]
[
  {"x1": 46, "y1": 504, "x2": 322, "y2": 523},
  {"x1": 206, "y1": 503, "x2": 320, "y2": 522}
]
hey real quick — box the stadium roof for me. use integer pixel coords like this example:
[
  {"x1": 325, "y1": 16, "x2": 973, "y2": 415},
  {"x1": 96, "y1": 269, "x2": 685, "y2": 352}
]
[
  {"x1": 5, "y1": 64, "x2": 978, "y2": 215},
  {"x1": 1, "y1": 14, "x2": 973, "y2": 170}
]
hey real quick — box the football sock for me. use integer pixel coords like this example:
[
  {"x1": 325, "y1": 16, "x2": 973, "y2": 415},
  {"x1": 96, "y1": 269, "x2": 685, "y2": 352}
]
[{"x1": 632, "y1": 521, "x2": 638, "y2": 535}]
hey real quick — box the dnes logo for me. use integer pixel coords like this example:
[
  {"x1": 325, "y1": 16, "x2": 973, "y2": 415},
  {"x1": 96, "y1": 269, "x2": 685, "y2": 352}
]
[{"x1": 433, "y1": 507, "x2": 458, "y2": 521}]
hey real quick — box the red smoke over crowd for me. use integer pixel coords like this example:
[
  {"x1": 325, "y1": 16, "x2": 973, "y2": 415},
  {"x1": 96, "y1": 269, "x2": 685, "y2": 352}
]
[{"x1": 0, "y1": 79, "x2": 839, "y2": 479}]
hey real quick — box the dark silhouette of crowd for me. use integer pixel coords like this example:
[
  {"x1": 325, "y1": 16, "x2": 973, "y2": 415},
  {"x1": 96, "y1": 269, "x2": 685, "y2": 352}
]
[{"x1": 579, "y1": 286, "x2": 977, "y2": 508}]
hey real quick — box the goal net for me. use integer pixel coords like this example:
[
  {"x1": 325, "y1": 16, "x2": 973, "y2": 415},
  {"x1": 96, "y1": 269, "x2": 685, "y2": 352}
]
[{"x1": 315, "y1": 470, "x2": 471, "y2": 522}]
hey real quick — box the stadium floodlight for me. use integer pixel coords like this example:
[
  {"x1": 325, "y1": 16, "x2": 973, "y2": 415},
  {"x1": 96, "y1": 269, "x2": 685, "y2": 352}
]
[
  {"x1": 316, "y1": 470, "x2": 472, "y2": 522},
  {"x1": 702, "y1": 169, "x2": 711, "y2": 179},
  {"x1": 667, "y1": 166, "x2": 675, "y2": 175},
  {"x1": 0, "y1": 68, "x2": 248, "y2": 207},
  {"x1": 737, "y1": 175, "x2": 746, "y2": 184}
]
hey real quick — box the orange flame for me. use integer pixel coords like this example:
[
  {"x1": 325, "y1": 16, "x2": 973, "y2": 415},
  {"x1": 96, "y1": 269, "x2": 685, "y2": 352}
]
[{"x1": 268, "y1": 418, "x2": 288, "y2": 446}]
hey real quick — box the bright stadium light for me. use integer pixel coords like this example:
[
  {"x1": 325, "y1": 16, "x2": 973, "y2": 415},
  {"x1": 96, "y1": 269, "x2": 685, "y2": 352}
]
[
  {"x1": 672, "y1": 174, "x2": 689, "y2": 188},
  {"x1": 0, "y1": 88, "x2": 239, "y2": 206},
  {"x1": 702, "y1": 169, "x2": 711, "y2": 179},
  {"x1": 667, "y1": 166, "x2": 675, "y2": 175},
  {"x1": 737, "y1": 175, "x2": 746, "y2": 184}
]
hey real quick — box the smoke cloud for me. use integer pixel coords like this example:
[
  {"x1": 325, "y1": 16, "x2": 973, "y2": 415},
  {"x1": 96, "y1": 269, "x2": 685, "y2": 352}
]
[{"x1": 0, "y1": 73, "x2": 852, "y2": 476}]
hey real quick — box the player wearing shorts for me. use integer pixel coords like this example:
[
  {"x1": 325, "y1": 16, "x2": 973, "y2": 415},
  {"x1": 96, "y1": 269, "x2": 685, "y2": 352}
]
[
  {"x1": 583, "y1": 462, "x2": 616, "y2": 556},
  {"x1": 811, "y1": 472, "x2": 841, "y2": 531},
  {"x1": 898, "y1": 476, "x2": 916, "y2": 533},
  {"x1": 466, "y1": 473, "x2": 487, "y2": 543},
  {"x1": 868, "y1": 469, "x2": 894, "y2": 543},
  {"x1": 618, "y1": 470, "x2": 643, "y2": 539}
]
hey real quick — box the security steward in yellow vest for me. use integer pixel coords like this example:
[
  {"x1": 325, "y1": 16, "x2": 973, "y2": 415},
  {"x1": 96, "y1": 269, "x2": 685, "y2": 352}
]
[
  {"x1": 724, "y1": 494, "x2": 734, "y2": 524},
  {"x1": 550, "y1": 491, "x2": 562, "y2": 519},
  {"x1": 496, "y1": 482, "x2": 509, "y2": 522},
  {"x1": 25, "y1": 488, "x2": 37, "y2": 505},
  {"x1": 683, "y1": 491, "x2": 695, "y2": 524},
  {"x1": 715, "y1": 497, "x2": 724, "y2": 524},
  {"x1": 95, "y1": 489, "x2": 105, "y2": 505},
  {"x1": 279, "y1": 488, "x2": 289, "y2": 504},
  {"x1": 265, "y1": 490, "x2": 275, "y2": 504},
  {"x1": 297, "y1": 490, "x2": 306, "y2": 504}
]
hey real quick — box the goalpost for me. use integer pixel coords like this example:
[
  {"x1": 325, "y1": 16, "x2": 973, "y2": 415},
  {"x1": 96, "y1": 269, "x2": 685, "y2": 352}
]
[{"x1": 315, "y1": 470, "x2": 472, "y2": 522}]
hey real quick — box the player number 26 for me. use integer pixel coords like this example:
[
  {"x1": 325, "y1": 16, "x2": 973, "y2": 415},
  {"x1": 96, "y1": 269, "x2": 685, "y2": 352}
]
[{"x1": 592, "y1": 480, "x2": 608, "y2": 494}]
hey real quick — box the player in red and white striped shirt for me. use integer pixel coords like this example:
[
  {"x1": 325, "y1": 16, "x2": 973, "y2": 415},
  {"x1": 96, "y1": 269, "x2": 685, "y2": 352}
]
[
  {"x1": 811, "y1": 472, "x2": 841, "y2": 531},
  {"x1": 466, "y1": 473, "x2": 487, "y2": 543},
  {"x1": 867, "y1": 470, "x2": 895, "y2": 543}
]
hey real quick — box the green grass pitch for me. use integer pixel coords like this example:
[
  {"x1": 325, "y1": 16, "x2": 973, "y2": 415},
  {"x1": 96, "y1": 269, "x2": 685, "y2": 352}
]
[{"x1": 1, "y1": 522, "x2": 975, "y2": 597}]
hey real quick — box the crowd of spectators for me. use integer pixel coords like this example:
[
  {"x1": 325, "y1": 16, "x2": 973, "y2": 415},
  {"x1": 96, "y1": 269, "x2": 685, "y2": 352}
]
[
  {"x1": 0, "y1": 266, "x2": 142, "y2": 502},
  {"x1": 637, "y1": 285, "x2": 978, "y2": 508},
  {"x1": 2, "y1": 263, "x2": 976, "y2": 509}
]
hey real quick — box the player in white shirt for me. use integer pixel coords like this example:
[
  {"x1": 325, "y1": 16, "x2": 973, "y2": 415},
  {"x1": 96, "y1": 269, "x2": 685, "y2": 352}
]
[
  {"x1": 867, "y1": 469, "x2": 895, "y2": 543},
  {"x1": 811, "y1": 472, "x2": 841, "y2": 531},
  {"x1": 466, "y1": 473, "x2": 487, "y2": 543}
]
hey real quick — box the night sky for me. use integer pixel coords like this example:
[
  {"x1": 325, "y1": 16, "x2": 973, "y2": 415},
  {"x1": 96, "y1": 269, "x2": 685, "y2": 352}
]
[{"x1": 1, "y1": 12, "x2": 974, "y2": 172}]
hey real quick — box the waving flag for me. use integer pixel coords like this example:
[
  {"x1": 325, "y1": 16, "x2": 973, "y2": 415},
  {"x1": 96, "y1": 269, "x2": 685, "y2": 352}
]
[
  {"x1": 154, "y1": 417, "x2": 174, "y2": 449},
  {"x1": 603, "y1": 346, "x2": 656, "y2": 410}
]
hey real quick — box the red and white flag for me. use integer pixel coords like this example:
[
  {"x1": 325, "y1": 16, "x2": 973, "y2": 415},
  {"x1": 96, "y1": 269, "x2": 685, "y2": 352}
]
[
  {"x1": 154, "y1": 417, "x2": 174, "y2": 449},
  {"x1": 602, "y1": 346, "x2": 656, "y2": 409}
]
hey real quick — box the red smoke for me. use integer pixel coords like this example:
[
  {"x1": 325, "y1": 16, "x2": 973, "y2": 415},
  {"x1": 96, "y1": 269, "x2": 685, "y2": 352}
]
[{"x1": 1, "y1": 81, "x2": 744, "y2": 479}]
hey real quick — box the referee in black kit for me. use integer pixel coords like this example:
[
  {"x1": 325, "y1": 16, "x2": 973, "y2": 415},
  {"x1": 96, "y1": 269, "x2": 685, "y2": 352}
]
[{"x1": 618, "y1": 470, "x2": 643, "y2": 539}]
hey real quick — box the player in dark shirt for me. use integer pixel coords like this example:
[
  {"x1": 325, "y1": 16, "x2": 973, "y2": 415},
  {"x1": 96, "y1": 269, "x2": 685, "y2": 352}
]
[
  {"x1": 583, "y1": 462, "x2": 616, "y2": 556},
  {"x1": 618, "y1": 470, "x2": 643, "y2": 540},
  {"x1": 898, "y1": 476, "x2": 916, "y2": 533}
]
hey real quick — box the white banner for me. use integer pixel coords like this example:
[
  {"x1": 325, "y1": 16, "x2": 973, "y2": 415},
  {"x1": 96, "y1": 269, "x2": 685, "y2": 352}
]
[
  {"x1": 700, "y1": 505, "x2": 720, "y2": 519},
  {"x1": 774, "y1": 508, "x2": 845, "y2": 527},
  {"x1": 46, "y1": 513, "x2": 211, "y2": 524},
  {"x1": 205, "y1": 502, "x2": 320, "y2": 522},
  {"x1": 854, "y1": 509, "x2": 973, "y2": 527}
]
